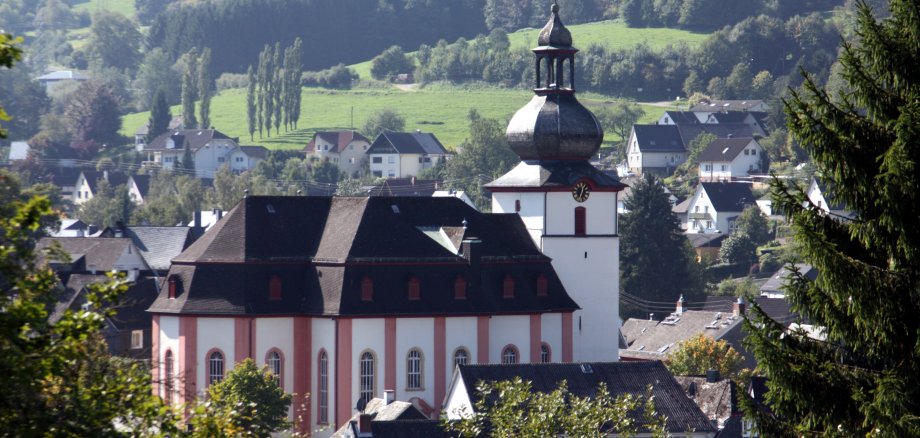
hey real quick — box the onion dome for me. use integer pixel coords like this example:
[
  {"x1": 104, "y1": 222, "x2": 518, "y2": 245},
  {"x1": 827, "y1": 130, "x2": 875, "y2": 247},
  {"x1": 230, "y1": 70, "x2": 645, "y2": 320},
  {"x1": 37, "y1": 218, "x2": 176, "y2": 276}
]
[{"x1": 505, "y1": 1, "x2": 603, "y2": 162}]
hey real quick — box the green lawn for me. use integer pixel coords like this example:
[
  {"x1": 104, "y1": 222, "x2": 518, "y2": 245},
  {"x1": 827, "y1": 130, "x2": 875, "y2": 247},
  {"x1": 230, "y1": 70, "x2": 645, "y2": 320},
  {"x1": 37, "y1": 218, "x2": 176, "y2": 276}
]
[
  {"x1": 71, "y1": 0, "x2": 136, "y2": 19},
  {"x1": 507, "y1": 19, "x2": 710, "y2": 51},
  {"x1": 122, "y1": 84, "x2": 663, "y2": 151}
]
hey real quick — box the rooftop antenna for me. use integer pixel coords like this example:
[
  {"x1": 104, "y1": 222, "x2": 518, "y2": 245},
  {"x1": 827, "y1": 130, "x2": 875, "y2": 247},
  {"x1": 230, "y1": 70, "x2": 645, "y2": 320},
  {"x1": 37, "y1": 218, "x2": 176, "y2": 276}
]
[
  {"x1": 243, "y1": 189, "x2": 250, "y2": 198},
  {"x1": 462, "y1": 218, "x2": 468, "y2": 230}
]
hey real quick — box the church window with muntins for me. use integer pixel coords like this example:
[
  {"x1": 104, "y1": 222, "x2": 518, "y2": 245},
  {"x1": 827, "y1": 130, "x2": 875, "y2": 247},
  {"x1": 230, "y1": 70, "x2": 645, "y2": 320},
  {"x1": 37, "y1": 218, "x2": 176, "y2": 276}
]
[
  {"x1": 318, "y1": 351, "x2": 329, "y2": 424},
  {"x1": 267, "y1": 349, "x2": 282, "y2": 387},
  {"x1": 406, "y1": 349, "x2": 423, "y2": 390},
  {"x1": 453, "y1": 348, "x2": 470, "y2": 367},
  {"x1": 502, "y1": 345, "x2": 519, "y2": 364},
  {"x1": 164, "y1": 350, "x2": 174, "y2": 404},
  {"x1": 359, "y1": 351, "x2": 376, "y2": 404},
  {"x1": 208, "y1": 350, "x2": 225, "y2": 385},
  {"x1": 541, "y1": 343, "x2": 551, "y2": 363}
]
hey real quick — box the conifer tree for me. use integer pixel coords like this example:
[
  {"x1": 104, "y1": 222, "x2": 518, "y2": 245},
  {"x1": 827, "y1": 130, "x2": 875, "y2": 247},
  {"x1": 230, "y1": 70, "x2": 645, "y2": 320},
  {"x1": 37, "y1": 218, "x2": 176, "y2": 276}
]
[
  {"x1": 197, "y1": 47, "x2": 211, "y2": 129},
  {"x1": 246, "y1": 65, "x2": 256, "y2": 141},
  {"x1": 745, "y1": 1, "x2": 920, "y2": 435},
  {"x1": 620, "y1": 173, "x2": 703, "y2": 318},
  {"x1": 146, "y1": 88, "x2": 171, "y2": 143}
]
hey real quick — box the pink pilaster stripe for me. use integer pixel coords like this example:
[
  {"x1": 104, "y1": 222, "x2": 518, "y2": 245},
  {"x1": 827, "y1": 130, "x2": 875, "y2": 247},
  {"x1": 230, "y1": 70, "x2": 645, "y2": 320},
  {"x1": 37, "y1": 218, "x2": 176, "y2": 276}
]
[
  {"x1": 335, "y1": 318, "x2": 353, "y2": 428},
  {"x1": 151, "y1": 315, "x2": 160, "y2": 397},
  {"x1": 434, "y1": 317, "x2": 446, "y2": 413},
  {"x1": 234, "y1": 317, "x2": 251, "y2": 364},
  {"x1": 477, "y1": 316, "x2": 489, "y2": 364},
  {"x1": 562, "y1": 312, "x2": 573, "y2": 362},
  {"x1": 385, "y1": 318, "x2": 396, "y2": 392},
  {"x1": 293, "y1": 316, "x2": 312, "y2": 435},
  {"x1": 530, "y1": 314, "x2": 542, "y2": 363},
  {"x1": 179, "y1": 316, "x2": 197, "y2": 404}
]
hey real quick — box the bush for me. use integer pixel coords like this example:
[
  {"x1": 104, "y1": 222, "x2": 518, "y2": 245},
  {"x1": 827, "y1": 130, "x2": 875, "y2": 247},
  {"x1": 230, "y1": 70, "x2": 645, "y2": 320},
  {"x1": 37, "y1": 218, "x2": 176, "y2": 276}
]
[
  {"x1": 301, "y1": 63, "x2": 358, "y2": 89},
  {"x1": 215, "y1": 73, "x2": 248, "y2": 91}
]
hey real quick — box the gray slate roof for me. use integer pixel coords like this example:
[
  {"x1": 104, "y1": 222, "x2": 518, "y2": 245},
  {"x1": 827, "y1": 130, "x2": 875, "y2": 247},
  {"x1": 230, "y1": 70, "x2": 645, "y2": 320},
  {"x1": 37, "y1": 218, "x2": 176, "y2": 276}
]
[
  {"x1": 238, "y1": 145, "x2": 268, "y2": 159},
  {"x1": 455, "y1": 361, "x2": 716, "y2": 434},
  {"x1": 663, "y1": 111, "x2": 702, "y2": 125},
  {"x1": 760, "y1": 263, "x2": 817, "y2": 296},
  {"x1": 150, "y1": 196, "x2": 578, "y2": 317},
  {"x1": 37, "y1": 237, "x2": 134, "y2": 272},
  {"x1": 367, "y1": 131, "x2": 448, "y2": 155},
  {"x1": 621, "y1": 310, "x2": 743, "y2": 356},
  {"x1": 81, "y1": 170, "x2": 130, "y2": 193},
  {"x1": 690, "y1": 100, "x2": 767, "y2": 112},
  {"x1": 698, "y1": 137, "x2": 756, "y2": 162},
  {"x1": 632, "y1": 124, "x2": 685, "y2": 152},
  {"x1": 700, "y1": 182, "x2": 755, "y2": 212},
  {"x1": 124, "y1": 227, "x2": 193, "y2": 271},
  {"x1": 145, "y1": 129, "x2": 236, "y2": 152}
]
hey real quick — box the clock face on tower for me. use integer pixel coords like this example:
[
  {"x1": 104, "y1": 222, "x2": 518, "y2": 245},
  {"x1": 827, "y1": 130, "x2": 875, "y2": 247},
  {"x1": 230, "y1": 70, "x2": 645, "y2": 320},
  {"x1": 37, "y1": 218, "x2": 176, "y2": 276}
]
[{"x1": 572, "y1": 181, "x2": 591, "y2": 202}]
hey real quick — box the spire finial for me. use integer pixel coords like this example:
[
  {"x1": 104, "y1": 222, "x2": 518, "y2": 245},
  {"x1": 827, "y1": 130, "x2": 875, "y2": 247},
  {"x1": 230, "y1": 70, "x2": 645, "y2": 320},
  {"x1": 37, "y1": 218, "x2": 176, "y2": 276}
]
[{"x1": 552, "y1": 0, "x2": 559, "y2": 13}]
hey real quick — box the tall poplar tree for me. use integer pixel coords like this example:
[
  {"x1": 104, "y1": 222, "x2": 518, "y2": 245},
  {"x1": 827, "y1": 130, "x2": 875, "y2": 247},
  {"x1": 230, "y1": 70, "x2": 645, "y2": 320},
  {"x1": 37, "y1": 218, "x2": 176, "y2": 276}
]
[
  {"x1": 272, "y1": 42, "x2": 282, "y2": 135},
  {"x1": 246, "y1": 65, "x2": 256, "y2": 141},
  {"x1": 619, "y1": 173, "x2": 703, "y2": 318},
  {"x1": 180, "y1": 69, "x2": 196, "y2": 129},
  {"x1": 197, "y1": 47, "x2": 211, "y2": 129},
  {"x1": 260, "y1": 44, "x2": 273, "y2": 138},
  {"x1": 289, "y1": 38, "x2": 303, "y2": 130},
  {"x1": 146, "y1": 88, "x2": 171, "y2": 143},
  {"x1": 745, "y1": 1, "x2": 920, "y2": 435}
]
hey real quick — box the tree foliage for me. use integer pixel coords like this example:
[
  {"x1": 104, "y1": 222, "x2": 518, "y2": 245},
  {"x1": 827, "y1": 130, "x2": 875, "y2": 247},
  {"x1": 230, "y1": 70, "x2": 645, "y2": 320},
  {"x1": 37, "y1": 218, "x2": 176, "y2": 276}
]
[
  {"x1": 444, "y1": 377, "x2": 666, "y2": 438},
  {"x1": 147, "y1": 88, "x2": 171, "y2": 143},
  {"x1": 667, "y1": 333, "x2": 744, "y2": 378},
  {"x1": 370, "y1": 45, "x2": 414, "y2": 81},
  {"x1": 198, "y1": 48, "x2": 212, "y2": 129},
  {"x1": 718, "y1": 232, "x2": 756, "y2": 265},
  {"x1": 744, "y1": 1, "x2": 920, "y2": 435},
  {"x1": 85, "y1": 11, "x2": 142, "y2": 73},
  {"x1": 190, "y1": 359, "x2": 292, "y2": 437},
  {"x1": 0, "y1": 33, "x2": 24, "y2": 139},
  {"x1": 362, "y1": 108, "x2": 405, "y2": 138},
  {"x1": 734, "y1": 205, "x2": 770, "y2": 245},
  {"x1": 620, "y1": 173, "x2": 704, "y2": 318},
  {"x1": 77, "y1": 179, "x2": 134, "y2": 228},
  {"x1": 64, "y1": 80, "x2": 123, "y2": 151},
  {"x1": 445, "y1": 110, "x2": 518, "y2": 210}
]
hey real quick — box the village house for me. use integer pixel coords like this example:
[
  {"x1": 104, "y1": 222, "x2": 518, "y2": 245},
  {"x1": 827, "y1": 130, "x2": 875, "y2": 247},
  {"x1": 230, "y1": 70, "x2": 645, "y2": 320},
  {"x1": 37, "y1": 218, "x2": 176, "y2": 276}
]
[
  {"x1": 142, "y1": 129, "x2": 267, "y2": 178},
  {"x1": 697, "y1": 137, "x2": 765, "y2": 182},
  {"x1": 35, "y1": 69, "x2": 87, "y2": 92},
  {"x1": 805, "y1": 177, "x2": 855, "y2": 219},
  {"x1": 625, "y1": 123, "x2": 755, "y2": 176},
  {"x1": 304, "y1": 131, "x2": 371, "y2": 177},
  {"x1": 134, "y1": 116, "x2": 184, "y2": 151},
  {"x1": 71, "y1": 170, "x2": 150, "y2": 206},
  {"x1": 690, "y1": 99, "x2": 771, "y2": 113},
  {"x1": 366, "y1": 131, "x2": 449, "y2": 178},
  {"x1": 684, "y1": 181, "x2": 755, "y2": 233}
]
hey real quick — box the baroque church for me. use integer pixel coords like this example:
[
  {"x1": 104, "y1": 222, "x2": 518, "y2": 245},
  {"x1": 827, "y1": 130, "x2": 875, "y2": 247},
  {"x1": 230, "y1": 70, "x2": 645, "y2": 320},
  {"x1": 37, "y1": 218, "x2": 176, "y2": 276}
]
[{"x1": 149, "y1": 4, "x2": 625, "y2": 435}]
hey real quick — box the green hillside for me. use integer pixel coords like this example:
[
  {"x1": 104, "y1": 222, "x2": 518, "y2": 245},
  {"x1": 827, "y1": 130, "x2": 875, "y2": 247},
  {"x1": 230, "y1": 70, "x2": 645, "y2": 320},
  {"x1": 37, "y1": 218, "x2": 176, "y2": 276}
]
[
  {"x1": 122, "y1": 83, "x2": 662, "y2": 150},
  {"x1": 348, "y1": 20, "x2": 709, "y2": 79}
]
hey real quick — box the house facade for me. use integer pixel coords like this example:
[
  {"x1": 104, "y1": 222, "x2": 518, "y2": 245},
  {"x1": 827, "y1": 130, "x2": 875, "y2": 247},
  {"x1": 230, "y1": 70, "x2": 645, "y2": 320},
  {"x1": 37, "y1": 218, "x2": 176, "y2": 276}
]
[
  {"x1": 143, "y1": 129, "x2": 267, "y2": 178},
  {"x1": 684, "y1": 182, "x2": 755, "y2": 233},
  {"x1": 625, "y1": 124, "x2": 687, "y2": 176},
  {"x1": 304, "y1": 131, "x2": 371, "y2": 177},
  {"x1": 698, "y1": 137, "x2": 764, "y2": 182},
  {"x1": 366, "y1": 131, "x2": 449, "y2": 178}
]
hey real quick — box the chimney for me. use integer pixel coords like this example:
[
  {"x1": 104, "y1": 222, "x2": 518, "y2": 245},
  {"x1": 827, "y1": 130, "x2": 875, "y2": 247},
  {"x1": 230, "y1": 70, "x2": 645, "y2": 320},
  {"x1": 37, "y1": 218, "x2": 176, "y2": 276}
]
[
  {"x1": 728, "y1": 133, "x2": 733, "y2": 139},
  {"x1": 461, "y1": 238, "x2": 481, "y2": 274},
  {"x1": 384, "y1": 390, "x2": 395, "y2": 405},
  {"x1": 733, "y1": 297, "x2": 746, "y2": 317},
  {"x1": 649, "y1": 313, "x2": 655, "y2": 320},
  {"x1": 675, "y1": 294, "x2": 685, "y2": 315},
  {"x1": 411, "y1": 176, "x2": 416, "y2": 186},
  {"x1": 706, "y1": 369, "x2": 721, "y2": 383},
  {"x1": 89, "y1": 263, "x2": 97, "y2": 275},
  {"x1": 114, "y1": 221, "x2": 125, "y2": 238},
  {"x1": 194, "y1": 210, "x2": 202, "y2": 230},
  {"x1": 358, "y1": 414, "x2": 372, "y2": 433}
]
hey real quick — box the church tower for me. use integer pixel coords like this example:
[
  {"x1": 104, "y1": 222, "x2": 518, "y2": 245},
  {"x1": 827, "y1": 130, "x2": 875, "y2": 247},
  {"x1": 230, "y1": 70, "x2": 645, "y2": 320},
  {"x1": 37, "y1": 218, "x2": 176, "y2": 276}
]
[{"x1": 486, "y1": 2, "x2": 626, "y2": 361}]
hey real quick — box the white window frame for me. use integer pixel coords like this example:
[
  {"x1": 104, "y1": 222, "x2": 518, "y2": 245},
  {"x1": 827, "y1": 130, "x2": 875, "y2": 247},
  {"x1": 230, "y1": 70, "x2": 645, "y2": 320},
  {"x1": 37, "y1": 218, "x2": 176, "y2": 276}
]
[
  {"x1": 406, "y1": 348, "x2": 423, "y2": 390},
  {"x1": 209, "y1": 351, "x2": 224, "y2": 385},
  {"x1": 319, "y1": 351, "x2": 329, "y2": 424},
  {"x1": 359, "y1": 351, "x2": 376, "y2": 404},
  {"x1": 501, "y1": 345, "x2": 518, "y2": 364},
  {"x1": 130, "y1": 330, "x2": 143, "y2": 349}
]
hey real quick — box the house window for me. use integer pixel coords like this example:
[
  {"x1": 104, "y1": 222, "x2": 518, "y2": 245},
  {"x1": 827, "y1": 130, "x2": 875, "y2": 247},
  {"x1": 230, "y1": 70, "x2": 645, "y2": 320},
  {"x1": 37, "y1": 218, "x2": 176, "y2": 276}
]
[
  {"x1": 373, "y1": 171, "x2": 382, "y2": 177},
  {"x1": 168, "y1": 275, "x2": 179, "y2": 299},
  {"x1": 704, "y1": 164, "x2": 711, "y2": 172},
  {"x1": 721, "y1": 164, "x2": 727, "y2": 171},
  {"x1": 418, "y1": 157, "x2": 423, "y2": 163},
  {"x1": 218, "y1": 156, "x2": 225, "y2": 162},
  {"x1": 751, "y1": 149, "x2": 756, "y2": 155},
  {"x1": 318, "y1": 350, "x2": 329, "y2": 424},
  {"x1": 454, "y1": 275, "x2": 467, "y2": 300},
  {"x1": 388, "y1": 169, "x2": 396, "y2": 177},
  {"x1": 131, "y1": 330, "x2": 143, "y2": 349},
  {"x1": 503, "y1": 275, "x2": 515, "y2": 299},
  {"x1": 574, "y1": 207, "x2": 586, "y2": 236},
  {"x1": 515, "y1": 200, "x2": 521, "y2": 212},
  {"x1": 77, "y1": 191, "x2": 81, "y2": 199},
  {"x1": 267, "y1": 349, "x2": 282, "y2": 387},
  {"x1": 236, "y1": 157, "x2": 244, "y2": 163},
  {"x1": 744, "y1": 149, "x2": 749, "y2": 155},
  {"x1": 269, "y1": 275, "x2": 282, "y2": 301},
  {"x1": 406, "y1": 348, "x2": 423, "y2": 390},
  {"x1": 453, "y1": 348, "x2": 470, "y2": 367},
  {"x1": 388, "y1": 156, "x2": 395, "y2": 164},
  {"x1": 164, "y1": 350, "x2": 174, "y2": 403},
  {"x1": 208, "y1": 350, "x2": 225, "y2": 385},
  {"x1": 540, "y1": 343, "x2": 551, "y2": 363},
  {"x1": 536, "y1": 274, "x2": 548, "y2": 297},
  {"x1": 361, "y1": 276, "x2": 373, "y2": 301},
  {"x1": 695, "y1": 206, "x2": 700, "y2": 213},
  {"x1": 706, "y1": 220, "x2": 713, "y2": 229},
  {"x1": 501, "y1": 345, "x2": 519, "y2": 364},
  {"x1": 408, "y1": 276, "x2": 420, "y2": 301},
  {"x1": 372, "y1": 157, "x2": 382, "y2": 164},
  {"x1": 359, "y1": 351, "x2": 376, "y2": 404}
]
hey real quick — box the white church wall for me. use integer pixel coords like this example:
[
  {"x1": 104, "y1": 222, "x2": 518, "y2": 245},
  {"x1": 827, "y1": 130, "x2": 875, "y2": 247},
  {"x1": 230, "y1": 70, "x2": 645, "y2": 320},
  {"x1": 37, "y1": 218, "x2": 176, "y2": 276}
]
[
  {"x1": 445, "y1": 317, "x2": 477, "y2": 369},
  {"x1": 197, "y1": 317, "x2": 235, "y2": 393},
  {"x1": 351, "y1": 318, "x2": 386, "y2": 403},
  {"x1": 489, "y1": 315, "x2": 530, "y2": 363},
  {"x1": 540, "y1": 313, "x2": 563, "y2": 362},
  {"x1": 492, "y1": 192, "x2": 546, "y2": 243},
  {"x1": 542, "y1": 236, "x2": 620, "y2": 362},
  {"x1": 395, "y1": 317, "x2": 435, "y2": 405},
  {"x1": 255, "y1": 317, "x2": 295, "y2": 393},
  {"x1": 544, "y1": 192, "x2": 617, "y2": 236},
  {"x1": 159, "y1": 316, "x2": 180, "y2": 401}
]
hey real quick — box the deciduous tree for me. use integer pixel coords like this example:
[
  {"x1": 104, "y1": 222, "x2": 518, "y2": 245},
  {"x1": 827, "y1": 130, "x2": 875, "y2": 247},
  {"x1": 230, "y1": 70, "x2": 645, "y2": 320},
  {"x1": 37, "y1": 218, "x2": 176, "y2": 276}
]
[
  {"x1": 667, "y1": 333, "x2": 744, "y2": 378},
  {"x1": 745, "y1": 1, "x2": 920, "y2": 435},
  {"x1": 362, "y1": 108, "x2": 405, "y2": 138}
]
